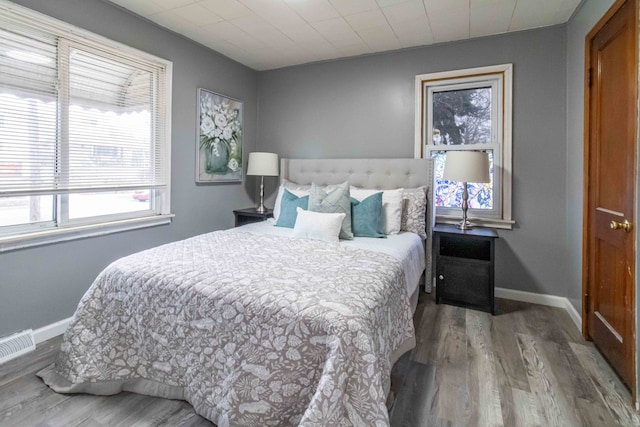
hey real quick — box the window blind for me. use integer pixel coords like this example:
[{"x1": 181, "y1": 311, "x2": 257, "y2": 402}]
[{"x1": 0, "y1": 6, "x2": 168, "y2": 197}]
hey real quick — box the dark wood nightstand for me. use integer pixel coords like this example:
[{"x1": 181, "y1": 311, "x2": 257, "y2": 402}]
[
  {"x1": 433, "y1": 224, "x2": 499, "y2": 314},
  {"x1": 233, "y1": 208, "x2": 273, "y2": 227}
]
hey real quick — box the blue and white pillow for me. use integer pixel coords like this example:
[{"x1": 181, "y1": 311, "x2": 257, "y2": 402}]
[{"x1": 275, "y1": 189, "x2": 308, "y2": 228}]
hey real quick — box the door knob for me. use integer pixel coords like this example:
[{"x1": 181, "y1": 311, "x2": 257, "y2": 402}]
[{"x1": 610, "y1": 219, "x2": 632, "y2": 232}]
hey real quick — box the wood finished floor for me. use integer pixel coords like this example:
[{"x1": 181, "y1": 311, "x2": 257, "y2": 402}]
[{"x1": 1, "y1": 293, "x2": 639, "y2": 426}]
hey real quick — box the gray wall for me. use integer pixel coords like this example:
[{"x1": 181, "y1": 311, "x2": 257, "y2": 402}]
[
  {"x1": 565, "y1": 0, "x2": 615, "y2": 312},
  {"x1": 0, "y1": 0, "x2": 258, "y2": 337},
  {"x1": 258, "y1": 27, "x2": 568, "y2": 297}
]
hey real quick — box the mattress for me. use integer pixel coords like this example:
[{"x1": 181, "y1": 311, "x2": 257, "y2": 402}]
[{"x1": 234, "y1": 218, "x2": 426, "y2": 298}]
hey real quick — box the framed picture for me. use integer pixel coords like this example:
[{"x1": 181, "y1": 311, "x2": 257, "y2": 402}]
[{"x1": 196, "y1": 88, "x2": 243, "y2": 183}]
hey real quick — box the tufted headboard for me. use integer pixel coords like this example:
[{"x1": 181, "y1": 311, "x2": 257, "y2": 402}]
[{"x1": 281, "y1": 158, "x2": 435, "y2": 291}]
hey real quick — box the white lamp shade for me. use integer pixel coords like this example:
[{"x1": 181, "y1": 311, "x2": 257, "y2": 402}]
[
  {"x1": 247, "y1": 152, "x2": 279, "y2": 176},
  {"x1": 443, "y1": 151, "x2": 490, "y2": 183}
]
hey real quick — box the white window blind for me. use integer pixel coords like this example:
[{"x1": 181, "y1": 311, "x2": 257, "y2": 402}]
[
  {"x1": 0, "y1": 10, "x2": 168, "y2": 197},
  {"x1": 0, "y1": 21, "x2": 57, "y2": 196},
  {"x1": 0, "y1": 1, "x2": 172, "y2": 246}
]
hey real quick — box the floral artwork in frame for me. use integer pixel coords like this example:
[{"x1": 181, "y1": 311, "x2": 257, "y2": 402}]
[{"x1": 196, "y1": 89, "x2": 243, "y2": 183}]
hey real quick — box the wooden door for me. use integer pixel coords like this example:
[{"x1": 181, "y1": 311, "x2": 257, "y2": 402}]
[{"x1": 584, "y1": 0, "x2": 637, "y2": 394}]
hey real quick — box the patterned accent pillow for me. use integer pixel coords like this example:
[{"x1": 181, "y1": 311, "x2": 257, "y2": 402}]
[
  {"x1": 350, "y1": 192, "x2": 386, "y2": 238},
  {"x1": 275, "y1": 189, "x2": 309, "y2": 228},
  {"x1": 309, "y1": 181, "x2": 353, "y2": 240},
  {"x1": 273, "y1": 180, "x2": 340, "y2": 222},
  {"x1": 401, "y1": 186, "x2": 427, "y2": 240}
]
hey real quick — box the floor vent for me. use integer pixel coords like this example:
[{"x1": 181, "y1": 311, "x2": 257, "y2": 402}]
[{"x1": 0, "y1": 330, "x2": 35, "y2": 364}]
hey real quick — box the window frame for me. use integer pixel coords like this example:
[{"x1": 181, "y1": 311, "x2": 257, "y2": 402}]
[
  {"x1": 0, "y1": 1, "x2": 173, "y2": 252},
  {"x1": 414, "y1": 64, "x2": 514, "y2": 229}
]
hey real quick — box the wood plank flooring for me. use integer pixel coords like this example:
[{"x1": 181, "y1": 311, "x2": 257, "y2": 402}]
[
  {"x1": 1, "y1": 293, "x2": 639, "y2": 426},
  {"x1": 391, "y1": 294, "x2": 640, "y2": 426}
]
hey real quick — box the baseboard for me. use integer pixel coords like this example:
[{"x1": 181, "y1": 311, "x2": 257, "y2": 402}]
[
  {"x1": 33, "y1": 317, "x2": 72, "y2": 344},
  {"x1": 563, "y1": 300, "x2": 583, "y2": 333},
  {"x1": 496, "y1": 287, "x2": 582, "y2": 332},
  {"x1": 495, "y1": 287, "x2": 566, "y2": 307}
]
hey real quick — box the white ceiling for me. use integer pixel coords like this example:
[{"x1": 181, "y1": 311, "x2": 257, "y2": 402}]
[{"x1": 108, "y1": 0, "x2": 581, "y2": 71}]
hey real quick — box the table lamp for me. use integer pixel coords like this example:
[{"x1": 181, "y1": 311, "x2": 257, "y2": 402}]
[
  {"x1": 443, "y1": 151, "x2": 490, "y2": 230},
  {"x1": 247, "y1": 152, "x2": 279, "y2": 213}
]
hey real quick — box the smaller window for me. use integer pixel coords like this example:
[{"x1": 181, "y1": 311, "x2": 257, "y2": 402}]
[{"x1": 415, "y1": 64, "x2": 513, "y2": 229}]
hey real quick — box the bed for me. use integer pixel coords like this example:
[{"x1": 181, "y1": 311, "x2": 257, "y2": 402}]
[{"x1": 38, "y1": 158, "x2": 435, "y2": 427}]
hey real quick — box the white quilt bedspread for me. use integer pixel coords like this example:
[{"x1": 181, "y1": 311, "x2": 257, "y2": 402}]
[
  {"x1": 38, "y1": 230, "x2": 415, "y2": 427},
  {"x1": 235, "y1": 219, "x2": 426, "y2": 297}
]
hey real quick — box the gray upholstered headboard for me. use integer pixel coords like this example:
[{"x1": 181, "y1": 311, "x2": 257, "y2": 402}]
[{"x1": 281, "y1": 158, "x2": 435, "y2": 290}]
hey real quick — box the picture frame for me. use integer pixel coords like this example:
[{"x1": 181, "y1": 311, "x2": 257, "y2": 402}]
[{"x1": 196, "y1": 88, "x2": 243, "y2": 183}]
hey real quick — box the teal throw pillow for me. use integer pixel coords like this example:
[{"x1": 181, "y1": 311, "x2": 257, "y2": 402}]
[
  {"x1": 308, "y1": 181, "x2": 353, "y2": 240},
  {"x1": 351, "y1": 192, "x2": 386, "y2": 238},
  {"x1": 275, "y1": 189, "x2": 308, "y2": 228}
]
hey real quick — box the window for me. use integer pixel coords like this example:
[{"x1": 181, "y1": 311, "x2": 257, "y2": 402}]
[
  {"x1": 0, "y1": 3, "x2": 172, "y2": 250},
  {"x1": 415, "y1": 64, "x2": 513, "y2": 228}
]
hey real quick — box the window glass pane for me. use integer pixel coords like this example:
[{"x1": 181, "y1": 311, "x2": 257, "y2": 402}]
[
  {"x1": 0, "y1": 195, "x2": 53, "y2": 226},
  {"x1": 68, "y1": 48, "x2": 153, "y2": 192},
  {"x1": 432, "y1": 150, "x2": 493, "y2": 209},
  {"x1": 0, "y1": 94, "x2": 57, "y2": 192},
  {"x1": 432, "y1": 87, "x2": 491, "y2": 145},
  {"x1": 68, "y1": 190, "x2": 150, "y2": 220},
  {"x1": 0, "y1": 27, "x2": 58, "y2": 196}
]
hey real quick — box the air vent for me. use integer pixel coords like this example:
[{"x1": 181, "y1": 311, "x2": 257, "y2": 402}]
[{"x1": 0, "y1": 330, "x2": 35, "y2": 364}]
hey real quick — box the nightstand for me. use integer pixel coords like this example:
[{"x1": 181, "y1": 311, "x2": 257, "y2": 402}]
[
  {"x1": 433, "y1": 224, "x2": 499, "y2": 314},
  {"x1": 233, "y1": 208, "x2": 273, "y2": 227}
]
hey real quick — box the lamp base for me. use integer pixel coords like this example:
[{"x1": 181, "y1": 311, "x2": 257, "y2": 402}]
[
  {"x1": 456, "y1": 182, "x2": 473, "y2": 230},
  {"x1": 255, "y1": 175, "x2": 266, "y2": 214},
  {"x1": 455, "y1": 220, "x2": 474, "y2": 230}
]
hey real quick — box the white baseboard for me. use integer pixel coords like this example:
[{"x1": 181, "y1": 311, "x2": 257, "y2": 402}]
[
  {"x1": 563, "y1": 300, "x2": 583, "y2": 332},
  {"x1": 496, "y1": 287, "x2": 567, "y2": 307},
  {"x1": 496, "y1": 287, "x2": 582, "y2": 332},
  {"x1": 33, "y1": 317, "x2": 72, "y2": 344}
]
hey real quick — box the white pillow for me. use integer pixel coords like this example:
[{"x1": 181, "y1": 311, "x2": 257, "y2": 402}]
[
  {"x1": 292, "y1": 207, "x2": 345, "y2": 243},
  {"x1": 350, "y1": 187, "x2": 404, "y2": 235}
]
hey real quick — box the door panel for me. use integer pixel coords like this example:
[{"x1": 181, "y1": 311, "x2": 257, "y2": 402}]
[
  {"x1": 585, "y1": 0, "x2": 637, "y2": 393},
  {"x1": 594, "y1": 232, "x2": 625, "y2": 334}
]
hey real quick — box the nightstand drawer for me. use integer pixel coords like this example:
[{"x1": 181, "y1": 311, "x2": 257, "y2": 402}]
[{"x1": 436, "y1": 257, "x2": 491, "y2": 307}]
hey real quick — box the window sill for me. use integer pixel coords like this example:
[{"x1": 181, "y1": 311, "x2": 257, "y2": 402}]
[
  {"x1": 0, "y1": 214, "x2": 174, "y2": 253},
  {"x1": 436, "y1": 215, "x2": 515, "y2": 230}
]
